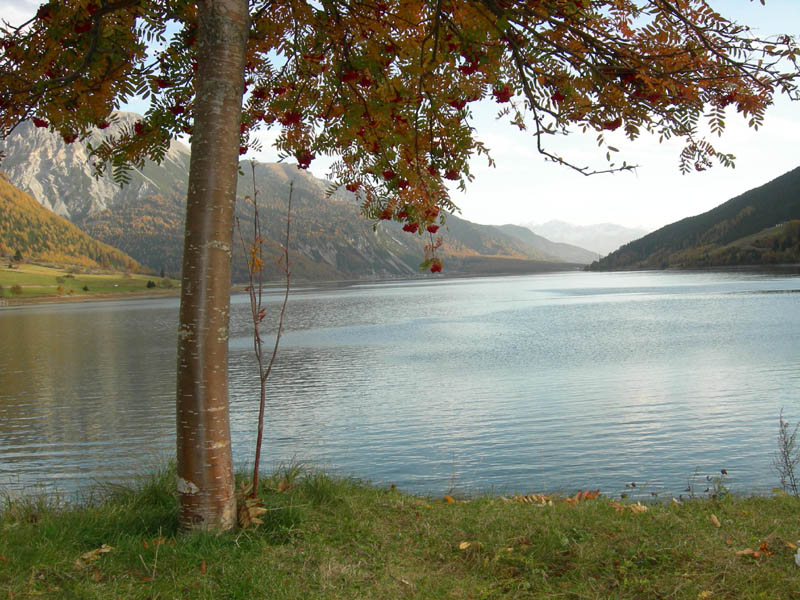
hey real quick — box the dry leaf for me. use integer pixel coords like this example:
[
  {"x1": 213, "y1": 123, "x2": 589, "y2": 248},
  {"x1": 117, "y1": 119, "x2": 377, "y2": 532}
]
[
  {"x1": 238, "y1": 498, "x2": 268, "y2": 529},
  {"x1": 786, "y1": 541, "x2": 798, "y2": 550},
  {"x1": 0, "y1": 555, "x2": 7, "y2": 562},
  {"x1": 75, "y1": 544, "x2": 113, "y2": 570},
  {"x1": 710, "y1": 514, "x2": 721, "y2": 528},
  {"x1": 276, "y1": 477, "x2": 292, "y2": 492},
  {"x1": 458, "y1": 541, "x2": 471, "y2": 550},
  {"x1": 92, "y1": 570, "x2": 102, "y2": 583},
  {"x1": 735, "y1": 548, "x2": 755, "y2": 556},
  {"x1": 672, "y1": 497, "x2": 682, "y2": 506},
  {"x1": 758, "y1": 541, "x2": 772, "y2": 555},
  {"x1": 698, "y1": 591, "x2": 713, "y2": 599},
  {"x1": 444, "y1": 495, "x2": 455, "y2": 504},
  {"x1": 200, "y1": 559, "x2": 206, "y2": 574},
  {"x1": 514, "y1": 493, "x2": 552, "y2": 505},
  {"x1": 612, "y1": 501, "x2": 648, "y2": 514}
]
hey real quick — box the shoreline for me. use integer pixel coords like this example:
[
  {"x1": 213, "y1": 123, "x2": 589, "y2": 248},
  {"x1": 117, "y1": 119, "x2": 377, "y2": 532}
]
[{"x1": 4, "y1": 263, "x2": 800, "y2": 309}]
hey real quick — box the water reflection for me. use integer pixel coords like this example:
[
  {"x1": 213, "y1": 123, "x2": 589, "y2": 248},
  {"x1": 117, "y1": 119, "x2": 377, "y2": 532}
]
[{"x1": 2, "y1": 271, "x2": 800, "y2": 498}]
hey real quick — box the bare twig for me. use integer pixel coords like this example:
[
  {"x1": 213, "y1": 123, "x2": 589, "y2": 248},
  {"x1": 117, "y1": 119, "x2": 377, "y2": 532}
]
[
  {"x1": 236, "y1": 162, "x2": 292, "y2": 499},
  {"x1": 773, "y1": 409, "x2": 800, "y2": 497}
]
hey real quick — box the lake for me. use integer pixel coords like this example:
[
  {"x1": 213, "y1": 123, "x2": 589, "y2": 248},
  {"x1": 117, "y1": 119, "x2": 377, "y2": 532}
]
[{"x1": 1, "y1": 270, "x2": 799, "y2": 500}]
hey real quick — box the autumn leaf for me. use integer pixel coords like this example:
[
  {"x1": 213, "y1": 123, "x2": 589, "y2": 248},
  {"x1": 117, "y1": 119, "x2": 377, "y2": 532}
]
[
  {"x1": 74, "y1": 544, "x2": 113, "y2": 569},
  {"x1": 200, "y1": 559, "x2": 206, "y2": 574},
  {"x1": 458, "y1": 541, "x2": 471, "y2": 550},
  {"x1": 514, "y1": 493, "x2": 552, "y2": 505},
  {"x1": 444, "y1": 495, "x2": 455, "y2": 504},
  {"x1": 276, "y1": 477, "x2": 292, "y2": 493},
  {"x1": 710, "y1": 514, "x2": 721, "y2": 528}
]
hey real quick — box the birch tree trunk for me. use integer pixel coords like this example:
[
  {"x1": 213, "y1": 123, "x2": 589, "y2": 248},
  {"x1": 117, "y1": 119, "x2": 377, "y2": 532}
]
[{"x1": 176, "y1": 0, "x2": 249, "y2": 532}]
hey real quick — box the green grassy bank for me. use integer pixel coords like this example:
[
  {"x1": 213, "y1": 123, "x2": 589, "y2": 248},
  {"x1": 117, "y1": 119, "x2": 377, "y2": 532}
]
[
  {"x1": 0, "y1": 262, "x2": 178, "y2": 303},
  {"x1": 2, "y1": 468, "x2": 799, "y2": 599}
]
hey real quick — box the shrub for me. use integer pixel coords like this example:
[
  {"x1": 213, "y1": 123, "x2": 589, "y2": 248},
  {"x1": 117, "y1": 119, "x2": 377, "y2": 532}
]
[
  {"x1": 146, "y1": 280, "x2": 157, "y2": 288},
  {"x1": 10, "y1": 285, "x2": 23, "y2": 296}
]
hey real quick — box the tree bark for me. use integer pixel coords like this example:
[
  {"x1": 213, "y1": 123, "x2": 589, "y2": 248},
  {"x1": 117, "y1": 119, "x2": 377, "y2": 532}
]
[{"x1": 176, "y1": 0, "x2": 249, "y2": 531}]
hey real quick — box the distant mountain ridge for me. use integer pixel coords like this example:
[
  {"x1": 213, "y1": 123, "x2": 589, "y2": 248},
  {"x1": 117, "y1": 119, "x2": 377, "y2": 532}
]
[
  {"x1": 590, "y1": 167, "x2": 800, "y2": 270},
  {"x1": 494, "y1": 224, "x2": 598, "y2": 264},
  {"x1": 0, "y1": 172, "x2": 140, "y2": 271},
  {"x1": 1, "y1": 114, "x2": 589, "y2": 281},
  {"x1": 523, "y1": 220, "x2": 649, "y2": 256}
]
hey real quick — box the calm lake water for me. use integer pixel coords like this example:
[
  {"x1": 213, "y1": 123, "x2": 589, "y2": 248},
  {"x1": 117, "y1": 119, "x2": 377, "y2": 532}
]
[{"x1": 1, "y1": 270, "x2": 799, "y2": 500}]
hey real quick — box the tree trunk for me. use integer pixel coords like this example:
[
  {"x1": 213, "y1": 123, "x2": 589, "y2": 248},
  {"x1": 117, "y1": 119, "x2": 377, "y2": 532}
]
[{"x1": 176, "y1": 0, "x2": 249, "y2": 532}]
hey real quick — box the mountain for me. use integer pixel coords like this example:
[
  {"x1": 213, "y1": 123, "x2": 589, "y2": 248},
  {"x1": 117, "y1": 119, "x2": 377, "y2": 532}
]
[
  {"x1": 0, "y1": 172, "x2": 140, "y2": 271},
  {"x1": 1, "y1": 114, "x2": 582, "y2": 281},
  {"x1": 523, "y1": 220, "x2": 649, "y2": 256},
  {"x1": 589, "y1": 167, "x2": 800, "y2": 271},
  {"x1": 494, "y1": 224, "x2": 597, "y2": 264}
]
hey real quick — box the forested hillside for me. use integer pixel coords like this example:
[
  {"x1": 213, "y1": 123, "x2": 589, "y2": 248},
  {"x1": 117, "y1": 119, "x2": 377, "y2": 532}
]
[
  {"x1": 0, "y1": 173, "x2": 140, "y2": 271},
  {"x1": 590, "y1": 167, "x2": 800, "y2": 270}
]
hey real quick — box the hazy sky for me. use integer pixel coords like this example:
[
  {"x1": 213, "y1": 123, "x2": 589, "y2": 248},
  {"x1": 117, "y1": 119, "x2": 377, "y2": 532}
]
[{"x1": 2, "y1": 0, "x2": 798, "y2": 231}]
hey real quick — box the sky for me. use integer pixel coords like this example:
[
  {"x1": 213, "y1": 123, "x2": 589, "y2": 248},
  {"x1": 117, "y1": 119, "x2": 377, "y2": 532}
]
[{"x1": 1, "y1": 0, "x2": 798, "y2": 232}]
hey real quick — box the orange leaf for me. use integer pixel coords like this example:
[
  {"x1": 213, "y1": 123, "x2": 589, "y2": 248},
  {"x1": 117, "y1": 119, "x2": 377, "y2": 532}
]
[
  {"x1": 735, "y1": 548, "x2": 755, "y2": 556},
  {"x1": 0, "y1": 555, "x2": 7, "y2": 562},
  {"x1": 458, "y1": 541, "x2": 471, "y2": 550},
  {"x1": 142, "y1": 540, "x2": 149, "y2": 549},
  {"x1": 200, "y1": 559, "x2": 206, "y2": 574},
  {"x1": 710, "y1": 514, "x2": 721, "y2": 528},
  {"x1": 444, "y1": 495, "x2": 455, "y2": 504}
]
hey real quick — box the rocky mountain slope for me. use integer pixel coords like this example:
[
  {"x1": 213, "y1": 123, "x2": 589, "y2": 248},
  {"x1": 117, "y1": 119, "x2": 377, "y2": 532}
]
[
  {"x1": 589, "y1": 167, "x2": 800, "y2": 270},
  {"x1": 2, "y1": 114, "x2": 588, "y2": 281}
]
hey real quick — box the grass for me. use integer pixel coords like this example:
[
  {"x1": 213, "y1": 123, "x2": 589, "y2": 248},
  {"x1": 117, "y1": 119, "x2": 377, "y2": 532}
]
[
  {"x1": 2, "y1": 467, "x2": 799, "y2": 599},
  {"x1": 0, "y1": 262, "x2": 178, "y2": 302}
]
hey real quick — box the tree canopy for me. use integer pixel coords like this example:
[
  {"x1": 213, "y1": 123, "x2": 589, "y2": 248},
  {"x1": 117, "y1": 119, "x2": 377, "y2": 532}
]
[{"x1": 2, "y1": 1, "x2": 798, "y2": 265}]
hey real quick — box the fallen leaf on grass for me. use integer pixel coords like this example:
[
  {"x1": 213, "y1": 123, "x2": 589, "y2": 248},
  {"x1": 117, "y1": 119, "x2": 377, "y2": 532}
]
[
  {"x1": 611, "y1": 502, "x2": 648, "y2": 514},
  {"x1": 0, "y1": 555, "x2": 7, "y2": 562},
  {"x1": 710, "y1": 514, "x2": 721, "y2": 528},
  {"x1": 735, "y1": 548, "x2": 756, "y2": 556},
  {"x1": 514, "y1": 493, "x2": 553, "y2": 506},
  {"x1": 74, "y1": 544, "x2": 113, "y2": 570},
  {"x1": 785, "y1": 541, "x2": 798, "y2": 550},
  {"x1": 759, "y1": 541, "x2": 773, "y2": 556},
  {"x1": 200, "y1": 559, "x2": 206, "y2": 574},
  {"x1": 565, "y1": 490, "x2": 600, "y2": 505},
  {"x1": 444, "y1": 495, "x2": 455, "y2": 504},
  {"x1": 459, "y1": 541, "x2": 472, "y2": 550}
]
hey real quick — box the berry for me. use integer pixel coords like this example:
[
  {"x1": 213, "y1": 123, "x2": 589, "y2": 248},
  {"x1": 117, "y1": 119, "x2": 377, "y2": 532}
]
[
  {"x1": 382, "y1": 169, "x2": 395, "y2": 180},
  {"x1": 444, "y1": 169, "x2": 459, "y2": 180},
  {"x1": 279, "y1": 111, "x2": 302, "y2": 126},
  {"x1": 492, "y1": 84, "x2": 512, "y2": 103},
  {"x1": 402, "y1": 223, "x2": 419, "y2": 233},
  {"x1": 296, "y1": 149, "x2": 314, "y2": 169},
  {"x1": 345, "y1": 181, "x2": 361, "y2": 193},
  {"x1": 430, "y1": 259, "x2": 443, "y2": 273},
  {"x1": 426, "y1": 224, "x2": 439, "y2": 233},
  {"x1": 32, "y1": 117, "x2": 49, "y2": 128}
]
